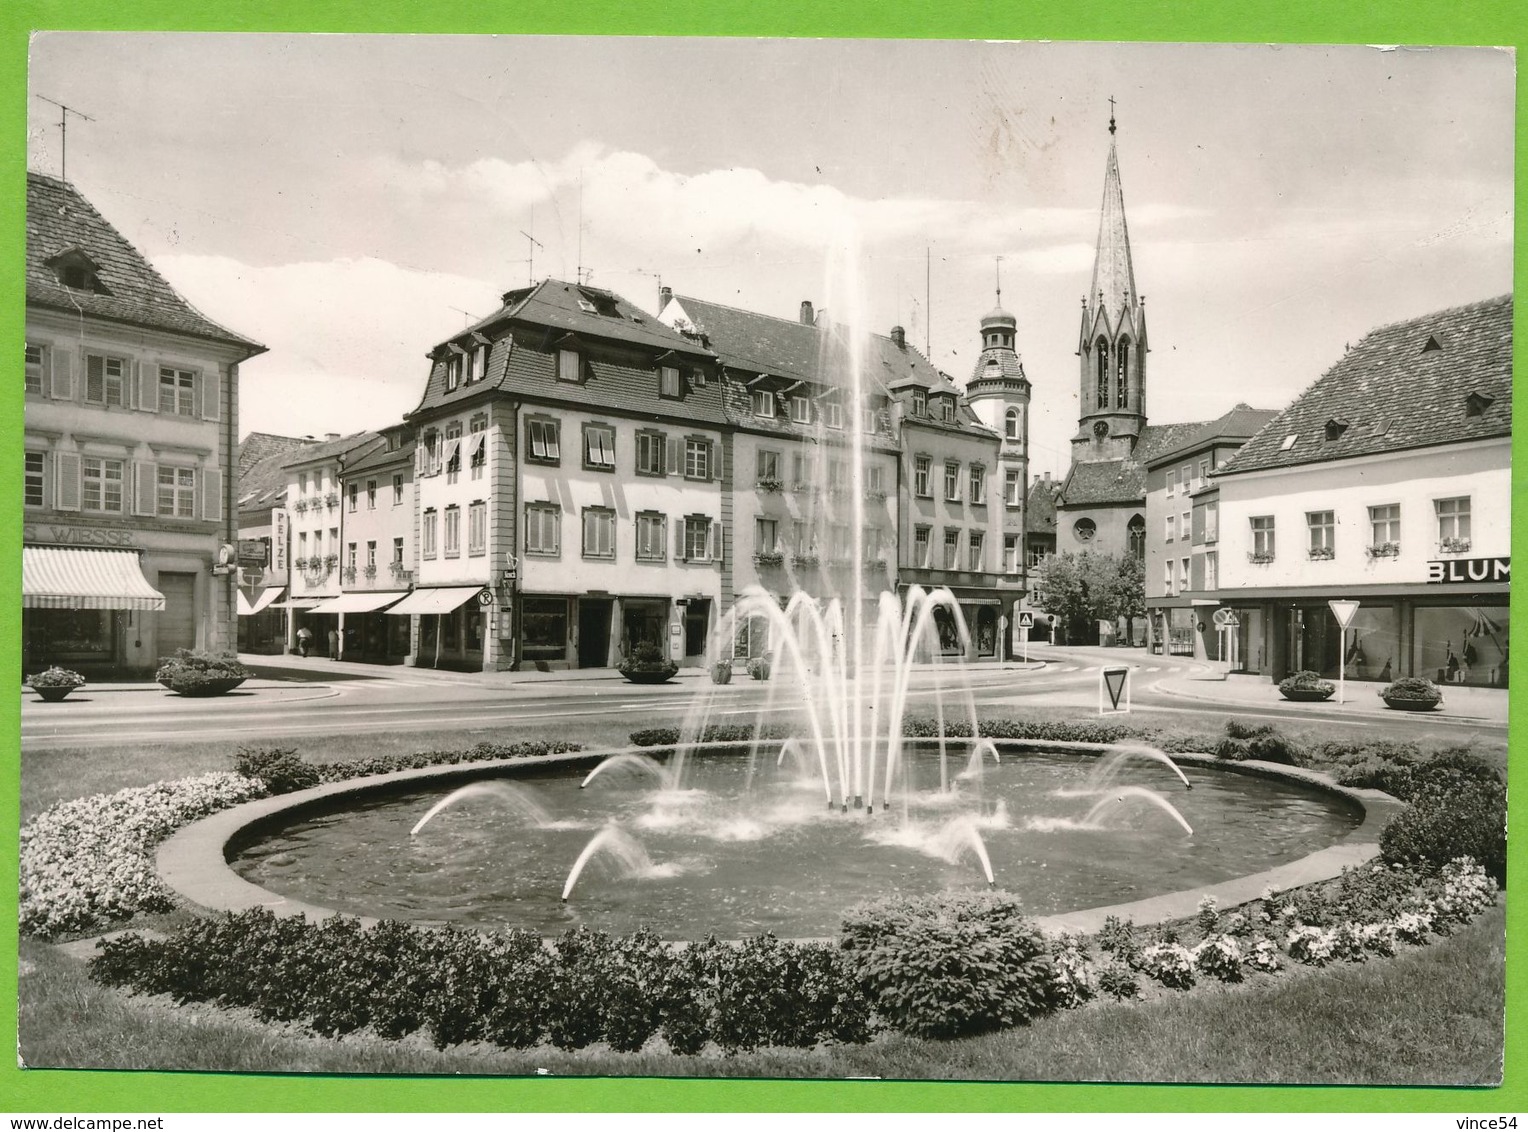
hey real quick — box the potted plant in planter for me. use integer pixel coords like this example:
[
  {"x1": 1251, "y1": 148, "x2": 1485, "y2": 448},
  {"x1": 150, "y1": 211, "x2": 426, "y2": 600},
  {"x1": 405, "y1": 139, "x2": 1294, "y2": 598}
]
[
  {"x1": 156, "y1": 649, "x2": 252, "y2": 697},
  {"x1": 710, "y1": 659, "x2": 734, "y2": 685},
  {"x1": 1278, "y1": 669, "x2": 1335, "y2": 702},
  {"x1": 1379, "y1": 675, "x2": 1443, "y2": 712},
  {"x1": 27, "y1": 667, "x2": 85, "y2": 702},
  {"x1": 748, "y1": 656, "x2": 772, "y2": 681},
  {"x1": 618, "y1": 641, "x2": 679, "y2": 685}
]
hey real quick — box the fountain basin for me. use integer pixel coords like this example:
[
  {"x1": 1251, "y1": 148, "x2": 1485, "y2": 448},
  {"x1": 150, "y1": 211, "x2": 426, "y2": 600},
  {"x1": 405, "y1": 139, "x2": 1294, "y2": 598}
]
[{"x1": 160, "y1": 741, "x2": 1402, "y2": 941}]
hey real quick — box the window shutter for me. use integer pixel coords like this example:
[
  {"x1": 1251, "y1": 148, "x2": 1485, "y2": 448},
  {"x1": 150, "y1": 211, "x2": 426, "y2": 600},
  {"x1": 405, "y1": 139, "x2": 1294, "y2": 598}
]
[
  {"x1": 666, "y1": 437, "x2": 681, "y2": 476},
  {"x1": 201, "y1": 369, "x2": 221, "y2": 421},
  {"x1": 675, "y1": 518, "x2": 686, "y2": 561},
  {"x1": 709, "y1": 441, "x2": 720, "y2": 483},
  {"x1": 710, "y1": 521, "x2": 724, "y2": 563},
  {"x1": 133, "y1": 461, "x2": 157, "y2": 516},
  {"x1": 414, "y1": 444, "x2": 426, "y2": 475},
  {"x1": 136, "y1": 361, "x2": 158, "y2": 412},
  {"x1": 51, "y1": 351, "x2": 74, "y2": 401},
  {"x1": 55, "y1": 452, "x2": 81, "y2": 511},
  {"x1": 201, "y1": 468, "x2": 223, "y2": 522}
]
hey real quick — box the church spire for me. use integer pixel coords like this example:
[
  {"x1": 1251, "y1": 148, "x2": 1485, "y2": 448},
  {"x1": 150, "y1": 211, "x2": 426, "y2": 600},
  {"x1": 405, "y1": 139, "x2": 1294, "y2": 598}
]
[{"x1": 1086, "y1": 112, "x2": 1139, "y2": 334}]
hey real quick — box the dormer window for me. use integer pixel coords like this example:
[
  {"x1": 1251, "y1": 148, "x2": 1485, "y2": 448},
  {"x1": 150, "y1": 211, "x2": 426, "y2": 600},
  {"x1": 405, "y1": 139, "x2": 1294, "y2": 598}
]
[
  {"x1": 1466, "y1": 392, "x2": 1494, "y2": 418},
  {"x1": 557, "y1": 348, "x2": 581, "y2": 384},
  {"x1": 1422, "y1": 334, "x2": 1443, "y2": 353},
  {"x1": 47, "y1": 249, "x2": 108, "y2": 294},
  {"x1": 444, "y1": 352, "x2": 463, "y2": 392},
  {"x1": 1324, "y1": 418, "x2": 1349, "y2": 442},
  {"x1": 942, "y1": 398, "x2": 955, "y2": 423},
  {"x1": 577, "y1": 299, "x2": 598, "y2": 313},
  {"x1": 790, "y1": 394, "x2": 811, "y2": 424},
  {"x1": 912, "y1": 389, "x2": 926, "y2": 417},
  {"x1": 752, "y1": 388, "x2": 776, "y2": 418},
  {"x1": 659, "y1": 365, "x2": 681, "y2": 399},
  {"x1": 824, "y1": 401, "x2": 843, "y2": 430}
]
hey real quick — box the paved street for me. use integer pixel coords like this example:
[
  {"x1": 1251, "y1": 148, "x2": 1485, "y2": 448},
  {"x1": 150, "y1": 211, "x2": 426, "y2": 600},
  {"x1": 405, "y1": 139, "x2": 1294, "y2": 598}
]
[{"x1": 21, "y1": 644, "x2": 1506, "y2": 751}]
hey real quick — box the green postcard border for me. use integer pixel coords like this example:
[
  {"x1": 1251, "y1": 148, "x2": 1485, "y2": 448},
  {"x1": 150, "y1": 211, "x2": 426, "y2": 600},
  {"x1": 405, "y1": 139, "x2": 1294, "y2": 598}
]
[{"x1": 0, "y1": 0, "x2": 1522, "y2": 1114}]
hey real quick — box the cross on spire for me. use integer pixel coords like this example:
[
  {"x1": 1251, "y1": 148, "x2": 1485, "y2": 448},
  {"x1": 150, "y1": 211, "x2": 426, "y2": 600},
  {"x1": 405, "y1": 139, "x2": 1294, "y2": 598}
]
[{"x1": 1108, "y1": 95, "x2": 1117, "y2": 135}]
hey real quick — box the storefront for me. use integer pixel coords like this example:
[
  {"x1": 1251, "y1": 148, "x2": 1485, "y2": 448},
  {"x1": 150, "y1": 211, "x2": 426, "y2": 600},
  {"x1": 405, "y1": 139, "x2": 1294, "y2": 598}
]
[
  {"x1": 21, "y1": 546, "x2": 167, "y2": 677},
  {"x1": 391, "y1": 585, "x2": 489, "y2": 670},
  {"x1": 236, "y1": 585, "x2": 286, "y2": 654},
  {"x1": 308, "y1": 591, "x2": 410, "y2": 663},
  {"x1": 1412, "y1": 600, "x2": 1508, "y2": 689}
]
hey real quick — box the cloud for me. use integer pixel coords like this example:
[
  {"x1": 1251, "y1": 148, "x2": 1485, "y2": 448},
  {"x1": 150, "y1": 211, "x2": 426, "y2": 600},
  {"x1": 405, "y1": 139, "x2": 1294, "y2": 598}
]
[{"x1": 154, "y1": 253, "x2": 497, "y2": 438}]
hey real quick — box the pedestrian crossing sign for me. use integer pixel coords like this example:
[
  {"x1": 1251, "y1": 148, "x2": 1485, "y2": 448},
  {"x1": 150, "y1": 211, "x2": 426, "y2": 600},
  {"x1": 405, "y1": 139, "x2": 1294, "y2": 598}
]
[{"x1": 1018, "y1": 611, "x2": 1035, "y2": 629}]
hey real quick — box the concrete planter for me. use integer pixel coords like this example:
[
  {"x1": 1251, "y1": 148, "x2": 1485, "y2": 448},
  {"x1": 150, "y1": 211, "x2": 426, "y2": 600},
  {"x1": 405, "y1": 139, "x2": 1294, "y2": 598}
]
[
  {"x1": 1280, "y1": 688, "x2": 1334, "y2": 703},
  {"x1": 1382, "y1": 695, "x2": 1441, "y2": 712},
  {"x1": 620, "y1": 668, "x2": 677, "y2": 685},
  {"x1": 160, "y1": 676, "x2": 248, "y2": 697},
  {"x1": 32, "y1": 686, "x2": 76, "y2": 702}
]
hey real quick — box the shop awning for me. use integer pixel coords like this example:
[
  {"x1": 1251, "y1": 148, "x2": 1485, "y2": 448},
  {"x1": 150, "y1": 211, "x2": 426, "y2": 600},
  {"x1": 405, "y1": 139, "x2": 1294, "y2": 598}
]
[
  {"x1": 385, "y1": 585, "x2": 487, "y2": 616},
  {"x1": 279, "y1": 596, "x2": 327, "y2": 610},
  {"x1": 238, "y1": 586, "x2": 285, "y2": 616},
  {"x1": 23, "y1": 547, "x2": 165, "y2": 611},
  {"x1": 307, "y1": 590, "x2": 409, "y2": 614}
]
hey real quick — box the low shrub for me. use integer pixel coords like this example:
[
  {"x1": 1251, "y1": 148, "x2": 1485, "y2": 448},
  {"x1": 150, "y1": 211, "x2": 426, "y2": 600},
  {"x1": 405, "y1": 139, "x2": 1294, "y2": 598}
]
[
  {"x1": 1329, "y1": 862, "x2": 1424, "y2": 923},
  {"x1": 1380, "y1": 775, "x2": 1506, "y2": 884},
  {"x1": 20, "y1": 772, "x2": 266, "y2": 938},
  {"x1": 1278, "y1": 670, "x2": 1334, "y2": 698},
  {"x1": 1285, "y1": 925, "x2": 1336, "y2": 965},
  {"x1": 747, "y1": 657, "x2": 772, "y2": 681},
  {"x1": 27, "y1": 666, "x2": 86, "y2": 689},
  {"x1": 1096, "y1": 962, "x2": 1138, "y2": 1000},
  {"x1": 1432, "y1": 857, "x2": 1497, "y2": 924},
  {"x1": 156, "y1": 649, "x2": 252, "y2": 695},
  {"x1": 628, "y1": 724, "x2": 792, "y2": 750},
  {"x1": 1245, "y1": 937, "x2": 1282, "y2": 972},
  {"x1": 1191, "y1": 934, "x2": 1243, "y2": 982},
  {"x1": 1048, "y1": 935, "x2": 1095, "y2": 1009},
  {"x1": 1194, "y1": 894, "x2": 1219, "y2": 939},
  {"x1": 312, "y1": 739, "x2": 584, "y2": 783},
  {"x1": 618, "y1": 641, "x2": 678, "y2": 682},
  {"x1": 1215, "y1": 721, "x2": 1306, "y2": 766},
  {"x1": 839, "y1": 890, "x2": 1060, "y2": 1038},
  {"x1": 1138, "y1": 943, "x2": 1195, "y2": 988},
  {"x1": 710, "y1": 660, "x2": 734, "y2": 685},
  {"x1": 1095, "y1": 915, "x2": 1140, "y2": 966},
  {"x1": 234, "y1": 747, "x2": 321, "y2": 795}
]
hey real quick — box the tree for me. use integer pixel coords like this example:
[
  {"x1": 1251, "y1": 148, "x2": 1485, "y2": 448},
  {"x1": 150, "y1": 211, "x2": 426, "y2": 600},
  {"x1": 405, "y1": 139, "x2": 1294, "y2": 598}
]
[{"x1": 1031, "y1": 550, "x2": 1142, "y2": 645}]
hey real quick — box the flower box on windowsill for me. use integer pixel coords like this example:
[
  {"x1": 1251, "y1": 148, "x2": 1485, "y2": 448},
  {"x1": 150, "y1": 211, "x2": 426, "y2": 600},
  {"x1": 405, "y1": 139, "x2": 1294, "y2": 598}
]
[
  {"x1": 390, "y1": 565, "x2": 412, "y2": 583},
  {"x1": 790, "y1": 482, "x2": 817, "y2": 496},
  {"x1": 1439, "y1": 537, "x2": 1472, "y2": 554},
  {"x1": 1307, "y1": 547, "x2": 1335, "y2": 561},
  {"x1": 862, "y1": 557, "x2": 887, "y2": 570},
  {"x1": 322, "y1": 555, "x2": 339, "y2": 571},
  {"x1": 293, "y1": 500, "x2": 309, "y2": 514},
  {"x1": 864, "y1": 491, "x2": 888, "y2": 504},
  {"x1": 324, "y1": 493, "x2": 340, "y2": 509},
  {"x1": 792, "y1": 553, "x2": 821, "y2": 568},
  {"x1": 756, "y1": 477, "x2": 785, "y2": 494},
  {"x1": 363, "y1": 566, "x2": 378, "y2": 580},
  {"x1": 341, "y1": 568, "x2": 356, "y2": 583},
  {"x1": 752, "y1": 551, "x2": 785, "y2": 567},
  {"x1": 1246, "y1": 552, "x2": 1276, "y2": 565},
  {"x1": 1366, "y1": 542, "x2": 1401, "y2": 559}
]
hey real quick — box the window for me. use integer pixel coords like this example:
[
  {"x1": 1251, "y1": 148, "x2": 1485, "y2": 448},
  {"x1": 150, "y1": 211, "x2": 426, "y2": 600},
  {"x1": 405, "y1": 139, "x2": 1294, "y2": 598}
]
[
  {"x1": 298, "y1": 533, "x2": 308, "y2": 561},
  {"x1": 683, "y1": 516, "x2": 712, "y2": 561},
  {"x1": 659, "y1": 366, "x2": 681, "y2": 398},
  {"x1": 752, "y1": 389, "x2": 776, "y2": 418},
  {"x1": 1180, "y1": 558, "x2": 1190, "y2": 593},
  {"x1": 1205, "y1": 500, "x2": 1219, "y2": 543},
  {"x1": 941, "y1": 399, "x2": 955, "y2": 423},
  {"x1": 524, "y1": 504, "x2": 560, "y2": 556},
  {"x1": 25, "y1": 344, "x2": 44, "y2": 394},
  {"x1": 1166, "y1": 470, "x2": 1176, "y2": 497},
  {"x1": 469, "y1": 433, "x2": 486, "y2": 480},
  {"x1": 24, "y1": 451, "x2": 44, "y2": 507},
  {"x1": 1003, "y1": 535, "x2": 1019, "y2": 574},
  {"x1": 1369, "y1": 504, "x2": 1401, "y2": 551},
  {"x1": 914, "y1": 455, "x2": 931, "y2": 498},
  {"x1": 81, "y1": 457, "x2": 124, "y2": 513},
  {"x1": 636, "y1": 513, "x2": 667, "y2": 561},
  {"x1": 1436, "y1": 497, "x2": 1471, "y2": 545},
  {"x1": 347, "y1": 542, "x2": 357, "y2": 572},
  {"x1": 366, "y1": 479, "x2": 377, "y2": 509},
  {"x1": 636, "y1": 432, "x2": 666, "y2": 476},
  {"x1": 1198, "y1": 459, "x2": 1210, "y2": 485},
  {"x1": 367, "y1": 541, "x2": 377, "y2": 570},
  {"x1": 828, "y1": 458, "x2": 845, "y2": 486},
  {"x1": 824, "y1": 401, "x2": 843, "y2": 430},
  {"x1": 684, "y1": 438, "x2": 710, "y2": 481},
  {"x1": 1116, "y1": 339, "x2": 1130, "y2": 408},
  {"x1": 330, "y1": 528, "x2": 339, "y2": 558},
  {"x1": 468, "y1": 501, "x2": 487, "y2": 556},
  {"x1": 1095, "y1": 338, "x2": 1109, "y2": 408},
  {"x1": 790, "y1": 451, "x2": 807, "y2": 486},
  {"x1": 422, "y1": 510, "x2": 438, "y2": 559},
  {"x1": 1074, "y1": 517, "x2": 1096, "y2": 542},
  {"x1": 348, "y1": 482, "x2": 358, "y2": 512},
  {"x1": 1205, "y1": 552, "x2": 1218, "y2": 591},
  {"x1": 445, "y1": 423, "x2": 463, "y2": 484},
  {"x1": 1004, "y1": 468, "x2": 1021, "y2": 507},
  {"x1": 756, "y1": 449, "x2": 780, "y2": 483},
  {"x1": 1005, "y1": 407, "x2": 1020, "y2": 441},
  {"x1": 1250, "y1": 515, "x2": 1275, "y2": 560},
  {"x1": 793, "y1": 520, "x2": 811, "y2": 555},
  {"x1": 866, "y1": 464, "x2": 884, "y2": 494},
  {"x1": 583, "y1": 508, "x2": 616, "y2": 559},
  {"x1": 968, "y1": 531, "x2": 984, "y2": 572},
  {"x1": 755, "y1": 517, "x2": 778, "y2": 554},
  {"x1": 557, "y1": 348, "x2": 581, "y2": 383},
  {"x1": 943, "y1": 528, "x2": 960, "y2": 569},
  {"x1": 944, "y1": 461, "x2": 961, "y2": 502},
  {"x1": 1308, "y1": 511, "x2": 1335, "y2": 557},
  {"x1": 789, "y1": 395, "x2": 811, "y2": 424},
  {"x1": 85, "y1": 355, "x2": 126, "y2": 407},
  {"x1": 1164, "y1": 561, "x2": 1175, "y2": 596},
  {"x1": 969, "y1": 466, "x2": 986, "y2": 505},
  {"x1": 472, "y1": 343, "x2": 489, "y2": 383},
  {"x1": 156, "y1": 466, "x2": 195, "y2": 517},
  {"x1": 913, "y1": 525, "x2": 931, "y2": 567},
  {"x1": 299, "y1": 472, "x2": 309, "y2": 495},
  {"x1": 159, "y1": 367, "x2": 196, "y2": 416},
  {"x1": 445, "y1": 353, "x2": 461, "y2": 392},
  {"x1": 526, "y1": 419, "x2": 560, "y2": 464},
  {"x1": 583, "y1": 424, "x2": 616, "y2": 471},
  {"x1": 444, "y1": 506, "x2": 461, "y2": 558},
  {"x1": 1182, "y1": 510, "x2": 1191, "y2": 543},
  {"x1": 862, "y1": 408, "x2": 878, "y2": 433},
  {"x1": 912, "y1": 389, "x2": 926, "y2": 417},
  {"x1": 1166, "y1": 515, "x2": 1175, "y2": 543},
  {"x1": 393, "y1": 537, "x2": 404, "y2": 564}
]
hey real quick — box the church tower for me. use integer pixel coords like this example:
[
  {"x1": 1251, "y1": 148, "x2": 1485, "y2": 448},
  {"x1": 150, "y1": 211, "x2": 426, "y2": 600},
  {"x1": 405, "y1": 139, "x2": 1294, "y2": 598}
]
[
  {"x1": 1074, "y1": 106, "x2": 1148, "y2": 462},
  {"x1": 964, "y1": 273, "x2": 1031, "y2": 584}
]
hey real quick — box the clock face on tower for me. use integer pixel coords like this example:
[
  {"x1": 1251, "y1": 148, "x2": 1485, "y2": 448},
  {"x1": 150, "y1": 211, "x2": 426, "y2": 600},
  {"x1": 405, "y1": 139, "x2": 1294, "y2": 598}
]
[{"x1": 1093, "y1": 420, "x2": 1110, "y2": 438}]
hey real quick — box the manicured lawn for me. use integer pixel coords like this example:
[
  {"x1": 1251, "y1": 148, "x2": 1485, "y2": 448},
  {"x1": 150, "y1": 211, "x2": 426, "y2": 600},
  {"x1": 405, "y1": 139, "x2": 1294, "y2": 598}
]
[{"x1": 19, "y1": 903, "x2": 1504, "y2": 1083}]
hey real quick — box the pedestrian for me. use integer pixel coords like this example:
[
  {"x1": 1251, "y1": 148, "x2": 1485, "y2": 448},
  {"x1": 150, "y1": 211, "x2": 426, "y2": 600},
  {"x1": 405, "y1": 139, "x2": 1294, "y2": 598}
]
[
  {"x1": 296, "y1": 626, "x2": 312, "y2": 658},
  {"x1": 328, "y1": 627, "x2": 340, "y2": 660}
]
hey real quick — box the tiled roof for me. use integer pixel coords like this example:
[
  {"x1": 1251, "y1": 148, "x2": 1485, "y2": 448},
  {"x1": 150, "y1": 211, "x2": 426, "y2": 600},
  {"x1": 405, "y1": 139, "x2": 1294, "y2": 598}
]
[
  {"x1": 26, "y1": 172, "x2": 265, "y2": 354},
  {"x1": 411, "y1": 279, "x2": 720, "y2": 421},
  {"x1": 344, "y1": 438, "x2": 414, "y2": 478},
  {"x1": 1141, "y1": 404, "x2": 1279, "y2": 468},
  {"x1": 1219, "y1": 295, "x2": 1512, "y2": 476},
  {"x1": 967, "y1": 347, "x2": 1029, "y2": 387},
  {"x1": 239, "y1": 448, "x2": 303, "y2": 513},
  {"x1": 239, "y1": 433, "x2": 313, "y2": 479},
  {"x1": 1026, "y1": 477, "x2": 1061, "y2": 534},
  {"x1": 1058, "y1": 458, "x2": 1147, "y2": 507},
  {"x1": 280, "y1": 432, "x2": 383, "y2": 470}
]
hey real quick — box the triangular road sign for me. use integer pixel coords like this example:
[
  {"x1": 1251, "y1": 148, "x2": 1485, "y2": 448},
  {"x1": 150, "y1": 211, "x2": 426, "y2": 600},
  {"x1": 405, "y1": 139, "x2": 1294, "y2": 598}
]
[
  {"x1": 1103, "y1": 666, "x2": 1129, "y2": 711},
  {"x1": 1328, "y1": 600, "x2": 1361, "y2": 630}
]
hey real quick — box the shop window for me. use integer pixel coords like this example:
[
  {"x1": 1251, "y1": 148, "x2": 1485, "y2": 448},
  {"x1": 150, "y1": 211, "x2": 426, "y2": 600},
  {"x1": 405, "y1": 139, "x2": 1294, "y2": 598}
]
[
  {"x1": 1414, "y1": 604, "x2": 1506, "y2": 688},
  {"x1": 522, "y1": 597, "x2": 569, "y2": 661}
]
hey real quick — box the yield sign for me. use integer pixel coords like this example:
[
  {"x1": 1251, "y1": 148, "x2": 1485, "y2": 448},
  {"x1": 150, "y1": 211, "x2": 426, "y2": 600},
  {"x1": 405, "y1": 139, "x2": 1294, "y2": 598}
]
[
  {"x1": 1328, "y1": 600, "x2": 1361, "y2": 630},
  {"x1": 1017, "y1": 610, "x2": 1035, "y2": 629},
  {"x1": 1102, "y1": 666, "x2": 1130, "y2": 711}
]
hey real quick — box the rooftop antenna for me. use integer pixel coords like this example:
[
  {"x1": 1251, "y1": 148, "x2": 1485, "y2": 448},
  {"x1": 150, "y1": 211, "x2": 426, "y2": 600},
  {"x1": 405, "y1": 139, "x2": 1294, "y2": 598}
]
[
  {"x1": 925, "y1": 245, "x2": 932, "y2": 355},
  {"x1": 36, "y1": 95, "x2": 93, "y2": 183},
  {"x1": 576, "y1": 170, "x2": 587, "y2": 285},
  {"x1": 995, "y1": 255, "x2": 1004, "y2": 308},
  {"x1": 519, "y1": 208, "x2": 544, "y2": 286}
]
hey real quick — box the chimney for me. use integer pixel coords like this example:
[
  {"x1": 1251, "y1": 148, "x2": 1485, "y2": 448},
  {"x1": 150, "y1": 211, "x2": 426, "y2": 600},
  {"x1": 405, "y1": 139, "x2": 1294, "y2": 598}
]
[
  {"x1": 1043, "y1": 470, "x2": 1051, "y2": 482},
  {"x1": 800, "y1": 300, "x2": 814, "y2": 325},
  {"x1": 325, "y1": 432, "x2": 340, "y2": 442},
  {"x1": 890, "y1": 326, "x2": 906, "y2": 349},
  {"x1": 658, "y1": 285, "x2": 673, "y2": 314}
]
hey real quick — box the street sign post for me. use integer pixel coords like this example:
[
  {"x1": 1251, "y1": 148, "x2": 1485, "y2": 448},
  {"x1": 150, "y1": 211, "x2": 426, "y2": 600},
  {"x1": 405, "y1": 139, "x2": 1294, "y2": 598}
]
[
  {"x1": 1018, "y1": 610, "x2": 1034, "y2": 665},
  {"x1": 1212, "y1": 608, "x2": 1239, "y2": 673},
  {"x1": 1328, "y1": 600, "x2": 1361, "y2": 704},
  {"x1": 998, "y1": 614, "x2": 1008, "y2": 663}
]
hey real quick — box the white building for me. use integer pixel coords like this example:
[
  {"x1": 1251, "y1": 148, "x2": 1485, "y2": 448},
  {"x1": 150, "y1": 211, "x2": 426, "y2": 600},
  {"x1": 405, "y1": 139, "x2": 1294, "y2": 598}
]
[{"x1": 1212, "y1": 295, "x2": 1511, "y2": 686}]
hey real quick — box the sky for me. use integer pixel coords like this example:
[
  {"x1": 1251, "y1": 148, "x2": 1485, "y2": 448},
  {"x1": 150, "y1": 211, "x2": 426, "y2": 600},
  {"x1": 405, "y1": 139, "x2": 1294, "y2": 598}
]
[{"x1": 26, "y1": 36, "x2": 1514, "y2": 478}]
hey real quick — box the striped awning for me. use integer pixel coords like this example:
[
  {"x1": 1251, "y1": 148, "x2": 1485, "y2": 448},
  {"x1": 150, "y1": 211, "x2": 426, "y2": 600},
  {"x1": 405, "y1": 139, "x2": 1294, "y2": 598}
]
[
  {"x1": 307, "y1": 590, "x2": 408, "y2": 614},
  {"x1": 238, "y1": 587, "x2": 285, "y2": 616},
  {"x1": 385, "y1": 585, "x2": 487, "y2": 616},
  {"x1": 23, "y1": 547, "x2": 166, "y2": 611}
]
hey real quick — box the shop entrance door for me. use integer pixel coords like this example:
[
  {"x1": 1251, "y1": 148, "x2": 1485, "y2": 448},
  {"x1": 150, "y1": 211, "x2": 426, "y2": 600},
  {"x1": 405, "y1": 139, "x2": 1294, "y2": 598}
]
[
  {"x1": 578, "y1": 599, "x2": 612, "y2": 668},
  {"x1": 158, "y1": 573, "x2": 198, "y2": 654}
]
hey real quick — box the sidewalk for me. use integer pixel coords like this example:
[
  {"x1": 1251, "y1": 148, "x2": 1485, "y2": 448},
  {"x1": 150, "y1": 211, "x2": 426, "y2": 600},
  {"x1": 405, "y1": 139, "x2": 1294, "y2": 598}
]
[{"x1": 1153, "y1": 669, "x2": 1508, "y2": 725}]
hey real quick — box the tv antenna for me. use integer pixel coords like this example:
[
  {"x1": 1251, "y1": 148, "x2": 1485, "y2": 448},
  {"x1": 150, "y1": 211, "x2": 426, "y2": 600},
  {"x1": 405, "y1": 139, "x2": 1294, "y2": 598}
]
[
  {"x1": 36, "y1": 95, "x2": 93, "y2": 183},
  {"x1": 519, "y1": 221, "x2": 544, "y2": 286}
]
